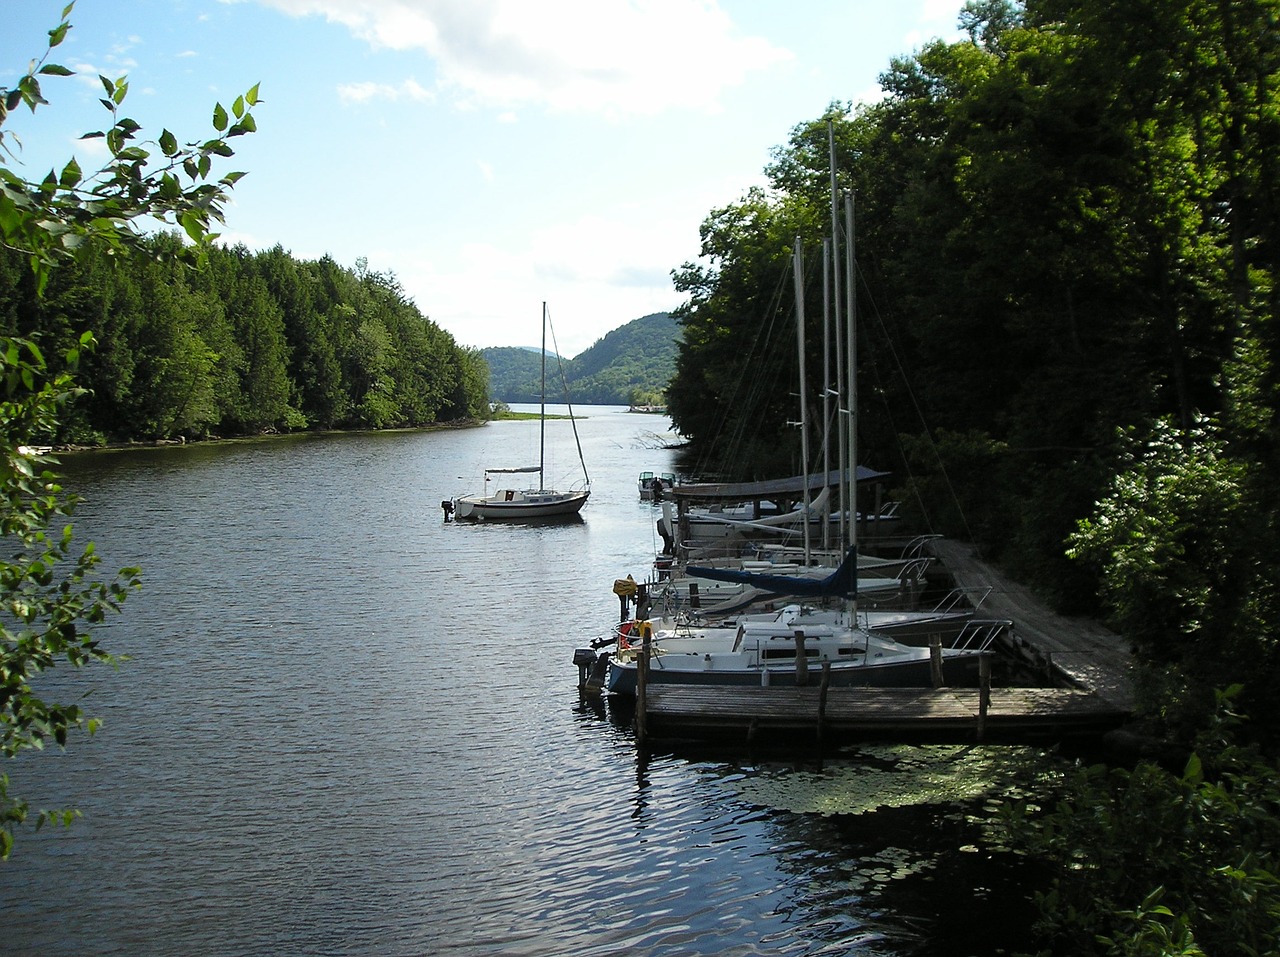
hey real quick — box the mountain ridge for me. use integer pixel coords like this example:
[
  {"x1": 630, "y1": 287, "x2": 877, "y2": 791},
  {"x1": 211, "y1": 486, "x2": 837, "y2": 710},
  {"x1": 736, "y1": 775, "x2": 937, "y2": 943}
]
[{"x1": 483, "y1": 311, "x2": 678, "y2": 405}]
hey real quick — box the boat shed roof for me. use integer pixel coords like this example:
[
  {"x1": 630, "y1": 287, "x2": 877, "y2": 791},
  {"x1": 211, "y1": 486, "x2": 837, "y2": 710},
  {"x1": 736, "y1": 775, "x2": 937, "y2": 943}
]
[{"x1": 668, "y1": 467, "x2": 891, "y2": 503}]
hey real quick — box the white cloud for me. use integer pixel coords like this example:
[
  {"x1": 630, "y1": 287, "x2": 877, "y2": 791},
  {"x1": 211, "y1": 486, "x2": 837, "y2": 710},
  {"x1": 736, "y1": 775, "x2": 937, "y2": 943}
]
[
  {"x1": 336, "y1": 77, "x2": 433, "y2": 103},
  {"x1": 253, "y1": 0, "x2": 791, "y2": 117}
]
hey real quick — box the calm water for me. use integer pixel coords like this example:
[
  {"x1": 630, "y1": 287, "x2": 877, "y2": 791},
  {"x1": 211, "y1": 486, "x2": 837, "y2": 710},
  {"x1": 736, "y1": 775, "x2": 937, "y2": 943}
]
[{"x1": 3, "y1": 406, "x2": 1041, "y2": 956}]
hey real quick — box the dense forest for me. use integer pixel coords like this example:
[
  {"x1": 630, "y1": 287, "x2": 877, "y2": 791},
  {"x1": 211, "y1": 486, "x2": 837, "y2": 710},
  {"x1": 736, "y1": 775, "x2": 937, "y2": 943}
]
[
  {"x1": 669, "y1": 0, "x2": 1280, "y2": 728},
  {"x1": 484, "y1": 311, "x2": 677, "y2": 405},
  {"x1": 0, "y1": 236, "x2": 490, "y2": 444},
  {"x1": 666, "y1": 6, "x2": 1280, "y2": 946}
]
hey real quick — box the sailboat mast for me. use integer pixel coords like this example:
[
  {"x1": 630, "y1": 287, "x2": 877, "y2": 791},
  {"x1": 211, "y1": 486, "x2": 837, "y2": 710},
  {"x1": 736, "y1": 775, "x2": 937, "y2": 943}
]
[
  {"x1": 845, "y1": 191, "x2": 858, "y2": 617},
  {"x1": 828, "y1": 120, "x2": 848, "y2": 552},
  {"x1": 540, "y1": 301, "x2": 547, "y2": 491},
  {"x1": 793, "y1": 236, "x2": 812, "y2": 563},
  {"x1": 821, "y1": 238, "x2": 832, "y2": 554}
]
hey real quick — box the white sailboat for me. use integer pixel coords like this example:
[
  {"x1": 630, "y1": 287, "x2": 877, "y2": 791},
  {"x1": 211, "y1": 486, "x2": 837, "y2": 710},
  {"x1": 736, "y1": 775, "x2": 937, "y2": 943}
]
[
  {"x1": 603, "y1": 171, "x2": 990, "y2": 693},
  {"x1": 451, "y1": 303, "x2": 590, "y2": 521}
]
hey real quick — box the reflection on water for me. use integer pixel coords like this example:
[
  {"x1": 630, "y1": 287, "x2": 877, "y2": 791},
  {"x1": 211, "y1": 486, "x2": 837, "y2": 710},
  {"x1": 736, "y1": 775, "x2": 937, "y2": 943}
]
[{"x1": 4, "y1": 409, "x2": 1045, "y2": 956}]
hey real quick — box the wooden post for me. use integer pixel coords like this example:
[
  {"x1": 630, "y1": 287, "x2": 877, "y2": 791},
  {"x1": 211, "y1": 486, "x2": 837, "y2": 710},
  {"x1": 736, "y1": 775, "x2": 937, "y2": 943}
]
[
  {"x1": 635, "y1": 629, "x2": 651, "y2": 746},
  {"x1": 794, "y1": 630, "x2": 809, "y2": 686},
  {"x1": 977, "y1": 654, "x2": 991, "y2": 741},
  {"x1": 817, "y1": 660, "x2": 831, "y2": 743},
  {"x1": 929, "y1": 635, "x2": 944, "y2": 688}
]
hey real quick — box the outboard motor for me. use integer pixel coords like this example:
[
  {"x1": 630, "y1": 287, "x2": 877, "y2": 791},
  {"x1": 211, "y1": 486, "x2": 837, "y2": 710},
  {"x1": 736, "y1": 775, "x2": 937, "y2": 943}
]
[
  {"x1": 573, "y1": 648, "x2": 610, "y2": 694},
  {"x1": 573, "y1": 648, "x2": 597, "y2": 689},
  {"x1": 441, "y1": 500, "x2": 455, "y2": 522}
]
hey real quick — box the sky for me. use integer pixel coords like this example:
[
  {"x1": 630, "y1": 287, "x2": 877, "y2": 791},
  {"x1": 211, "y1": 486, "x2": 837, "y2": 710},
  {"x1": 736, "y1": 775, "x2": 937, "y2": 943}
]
[{"x1": 2, "y1": 0, "x2": 966, "y2": 356}]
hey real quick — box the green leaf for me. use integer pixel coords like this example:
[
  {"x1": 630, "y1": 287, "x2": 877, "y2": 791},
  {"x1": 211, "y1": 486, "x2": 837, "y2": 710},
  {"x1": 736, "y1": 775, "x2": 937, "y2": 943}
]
[
  {"x1": 38, "y1": 63, "x2": 73, "y2": 77},
  {"x1": 212, "y1": 102, "x2": 228, "y2": 132},
  {"x1": 159, "y1": 128, "x2": 177, "y2": 156},
  {"x1": 58, "y1": 157, "x2": 81, "y2": 188}
]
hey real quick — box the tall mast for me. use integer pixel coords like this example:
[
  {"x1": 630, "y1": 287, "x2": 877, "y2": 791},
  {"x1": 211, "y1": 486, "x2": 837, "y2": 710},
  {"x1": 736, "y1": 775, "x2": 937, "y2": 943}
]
[
  {"x1": 821, "y1": 238, "x2": 831, "y2": 554},
  {"x1": 828, "y1": 120, "x2": 847, "y2": 551},
  {"x1": 793, "y1": 237, "x2": 812, "y2": 563},
  {"x1": 540, "y1": 301, "x2": 547, "y2": 490},
  {"x1": 845, "y1": 192, "x2": 857, "y2": 617}
]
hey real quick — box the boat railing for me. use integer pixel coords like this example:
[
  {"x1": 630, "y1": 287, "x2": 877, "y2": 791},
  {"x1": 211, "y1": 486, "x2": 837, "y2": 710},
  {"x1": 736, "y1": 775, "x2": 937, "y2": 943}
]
[
  {"x1": 899, "y1": 533, "x2": 943, "y2": 559},
  {"x1": 949, "y1": 619, "x2": 1013, "y2": 652}
]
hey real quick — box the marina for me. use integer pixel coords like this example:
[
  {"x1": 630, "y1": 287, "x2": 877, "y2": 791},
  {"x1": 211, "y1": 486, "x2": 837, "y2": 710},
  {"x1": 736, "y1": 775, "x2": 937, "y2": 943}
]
[{"x1": 584, "y1": 529, "x2": 1136, "y2": 747}]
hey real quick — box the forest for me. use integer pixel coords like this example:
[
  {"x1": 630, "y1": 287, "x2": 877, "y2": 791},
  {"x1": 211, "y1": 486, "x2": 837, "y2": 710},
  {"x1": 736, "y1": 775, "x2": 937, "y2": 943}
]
[
  {"x1": 668, "y1": 0, "x2": 1280, "y2": 732},
  {"x1": 0, "y1": 236, "x2": 491, "y2": 443},
  {"x1": 663, "y1": 6, "x2": 1280, "y2": 946}
]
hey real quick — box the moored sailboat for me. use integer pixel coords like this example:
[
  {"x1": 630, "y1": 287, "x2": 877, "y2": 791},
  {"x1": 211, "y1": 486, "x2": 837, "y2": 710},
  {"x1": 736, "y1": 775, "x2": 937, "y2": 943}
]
[{"x1": 452, "y1": 303, "x2": 590, "y2": 521}]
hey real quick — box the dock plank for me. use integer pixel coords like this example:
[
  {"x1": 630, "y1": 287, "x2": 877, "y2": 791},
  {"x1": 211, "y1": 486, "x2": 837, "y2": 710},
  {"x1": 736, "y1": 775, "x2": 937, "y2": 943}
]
[{"x1": 927, "y1": 539, "x2": 1136, "y2": 710}]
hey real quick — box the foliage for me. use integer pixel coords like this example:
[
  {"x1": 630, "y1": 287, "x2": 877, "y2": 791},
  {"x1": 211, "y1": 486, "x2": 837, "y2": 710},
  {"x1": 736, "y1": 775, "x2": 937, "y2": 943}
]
[
  {"x1": 0, "y1": 334, "x2": 141, "y2": 859},
  {"x1": 998, "y1": 690, "x2": 1280, "y2": 957},
  {"x1": 0, "y1": 4, "x2": 260, "y2": 859},
  {"x1": 1066, "y1": 417, "x2": 1280, "y2": 736},
  {"x1": 666, "y1": 0, "x2": 1280, "y2": 714},
  {"x1": 483, "y1": 312, "x2": 678, "y2": 405},
  {"x1": 0, "y1": 3, "x2": 259, "y2": 295}
]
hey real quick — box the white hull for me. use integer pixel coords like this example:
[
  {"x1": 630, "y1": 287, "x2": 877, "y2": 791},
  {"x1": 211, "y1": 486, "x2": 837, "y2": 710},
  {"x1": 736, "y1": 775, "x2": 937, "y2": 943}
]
[{"x1": 454, "y1": 488, "x2": 589, "y2": 520}]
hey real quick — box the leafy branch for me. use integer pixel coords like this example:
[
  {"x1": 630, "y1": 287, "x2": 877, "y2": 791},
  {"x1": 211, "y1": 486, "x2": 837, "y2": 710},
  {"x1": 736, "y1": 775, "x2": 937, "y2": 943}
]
[{"x1": 0, "y1": 1, "x2": 262, "y2": 292}]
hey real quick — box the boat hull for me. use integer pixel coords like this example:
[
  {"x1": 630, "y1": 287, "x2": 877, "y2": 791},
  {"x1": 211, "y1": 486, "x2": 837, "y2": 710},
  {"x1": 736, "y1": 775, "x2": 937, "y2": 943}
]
[
  {"x1": 453, "y1": 489, "x2": 589, "y2": 520},
  {"x1": 606, "y1": 652, "x2": 983, "y2": 696}
]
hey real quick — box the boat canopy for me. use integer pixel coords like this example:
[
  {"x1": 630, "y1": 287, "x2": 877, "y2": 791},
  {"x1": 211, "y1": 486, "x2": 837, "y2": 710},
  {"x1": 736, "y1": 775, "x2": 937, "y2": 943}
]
[
  {"x1": 667, "y1": 467, "x2": 891, "y2": 504},
  {"x1": 485, "y1": 466, "x2": 541, "y2": 475}
]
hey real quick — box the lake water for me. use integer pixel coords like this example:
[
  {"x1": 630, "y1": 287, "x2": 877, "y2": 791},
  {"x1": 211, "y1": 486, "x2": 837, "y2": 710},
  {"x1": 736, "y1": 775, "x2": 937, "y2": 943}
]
[{"x1": 3, "y1": 406, "x2": 1044, "y2": 956}]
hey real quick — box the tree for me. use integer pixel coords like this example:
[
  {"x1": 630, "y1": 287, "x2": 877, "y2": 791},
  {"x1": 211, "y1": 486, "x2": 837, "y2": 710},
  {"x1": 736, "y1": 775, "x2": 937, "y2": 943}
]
[{"x1": 0, "y1": 3, "x2": 259, "y2": 857}]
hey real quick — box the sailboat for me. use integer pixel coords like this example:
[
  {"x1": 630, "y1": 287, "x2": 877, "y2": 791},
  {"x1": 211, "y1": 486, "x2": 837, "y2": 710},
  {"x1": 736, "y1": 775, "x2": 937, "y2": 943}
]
[
  {"x1": 603, "y1": 171, "x2": 991, "y2": 692},
  {"x1": 451, "y1": 304, "x2": 591, "y2": 521}
]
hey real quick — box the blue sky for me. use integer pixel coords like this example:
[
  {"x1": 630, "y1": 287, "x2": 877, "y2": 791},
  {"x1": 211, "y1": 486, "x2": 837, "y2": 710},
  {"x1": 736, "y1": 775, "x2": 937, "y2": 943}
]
[{"x1": 3, "y1": 0, "x2": 965, "y2": 356}]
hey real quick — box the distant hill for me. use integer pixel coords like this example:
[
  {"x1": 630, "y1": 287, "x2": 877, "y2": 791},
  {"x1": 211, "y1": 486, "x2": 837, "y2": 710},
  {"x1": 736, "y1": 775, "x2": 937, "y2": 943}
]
[{"x1": 483, "y1": 312, "x2": 678, "y2": 405}]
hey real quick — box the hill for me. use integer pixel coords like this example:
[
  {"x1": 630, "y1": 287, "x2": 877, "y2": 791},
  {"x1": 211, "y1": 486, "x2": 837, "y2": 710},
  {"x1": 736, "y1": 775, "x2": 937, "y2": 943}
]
[{"x1": 483, "y1": 312, "x2": 678, "y2": 405}]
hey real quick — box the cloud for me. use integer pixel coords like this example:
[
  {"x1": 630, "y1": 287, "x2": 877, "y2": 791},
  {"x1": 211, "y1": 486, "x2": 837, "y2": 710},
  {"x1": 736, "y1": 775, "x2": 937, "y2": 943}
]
[
  {"x1": 336, "y1": 77, "x2": 434, "y2": 103},
  {"x1": 253, "y1": 0, "x2": 791, "y2": 117}
]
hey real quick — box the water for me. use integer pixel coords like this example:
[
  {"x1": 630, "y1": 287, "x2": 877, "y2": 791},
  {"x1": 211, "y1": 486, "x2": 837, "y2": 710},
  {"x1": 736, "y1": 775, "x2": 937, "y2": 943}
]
[{"x1": 3, "y1": 407, "x2": 1043, "y2": 956}]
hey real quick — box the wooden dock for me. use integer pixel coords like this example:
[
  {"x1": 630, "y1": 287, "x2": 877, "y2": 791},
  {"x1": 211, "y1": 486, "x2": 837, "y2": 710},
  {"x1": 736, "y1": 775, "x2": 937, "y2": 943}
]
[
  {"x1": 634, "y1": 539, "x2": 1137, "y2": 744},
  {"x1": 643, "y1": 684, "x2": 1129, "y2": 742},
  {"x1": 926, "y1": 539, "x2": 1135, "y2": 712}
]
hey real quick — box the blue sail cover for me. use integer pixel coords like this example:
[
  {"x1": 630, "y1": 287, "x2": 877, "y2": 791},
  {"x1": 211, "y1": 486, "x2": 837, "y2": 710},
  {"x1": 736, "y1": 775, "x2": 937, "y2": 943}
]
[{"x1": 684, "y1": 546, "x2": 859, "y2": 598}]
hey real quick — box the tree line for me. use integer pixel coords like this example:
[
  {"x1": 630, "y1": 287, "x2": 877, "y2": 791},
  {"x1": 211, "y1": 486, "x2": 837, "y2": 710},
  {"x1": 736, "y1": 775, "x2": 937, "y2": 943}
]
[{"x1": 0, "y1": 236, "x2": 490, "y2": 444}]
